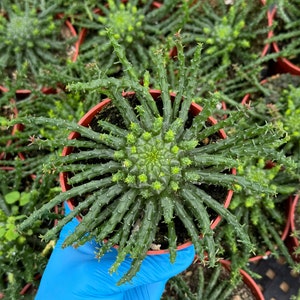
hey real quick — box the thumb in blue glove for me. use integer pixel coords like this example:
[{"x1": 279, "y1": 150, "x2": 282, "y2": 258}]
[{"x1": 35, "y1": 203, "x2": 195, "y2": 300}]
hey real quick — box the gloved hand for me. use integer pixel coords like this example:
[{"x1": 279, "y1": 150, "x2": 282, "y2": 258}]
[{"x1": 35, "y1": 203, "x2": 195, "y2": 300}]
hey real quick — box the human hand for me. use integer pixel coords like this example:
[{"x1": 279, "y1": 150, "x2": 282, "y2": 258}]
[{"x1": 35, "y1": 203, "x2": 195, "y2": 300}]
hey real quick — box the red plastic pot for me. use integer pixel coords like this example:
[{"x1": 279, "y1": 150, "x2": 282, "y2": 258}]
[
  {"x1": 287, "y1": 193, "x2": 300, "y2": 262},
  {"x1": 60, "y1": 89, "x2": 235, "y2": 255},
  {"x1": 221, "y1": 260, "x2": 264, "y2": 300},
  {"x1": 266, "y1": 6, "x2": 300, "y2": 76}
]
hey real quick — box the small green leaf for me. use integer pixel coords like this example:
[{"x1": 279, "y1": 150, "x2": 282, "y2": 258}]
[
  {"x1": 19, "y1": 192, "x2": 31, "y2": 206},
  {"x1": 5, "y1": 224, "x2": 19, "y2": 241},
  {"x1": 4, "y1": 191, "x2": 20, "y2": 204}
]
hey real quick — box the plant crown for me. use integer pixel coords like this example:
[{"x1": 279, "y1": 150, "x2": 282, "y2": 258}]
[{"x1": 0, "y1": 1, "x2": 72, "y2": 78}]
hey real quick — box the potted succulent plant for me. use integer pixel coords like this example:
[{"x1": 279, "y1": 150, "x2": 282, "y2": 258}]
[
  {"x1": 179, "y1": 0, "x2": 269, "y2": 75},
  {"x1": 0, "y1": 0, "x2": 80, "y2": 93},
  {"x1": 238, "y1": 73, "x2": 300, "y2": 264},
  {"x1": 73, "y1": 0, "x2": 192, "y2": 76},
  {"x1": 15, "y1": 34, "x2": 293, "y2": 288},
  {"x1": 161, "y1": 0, "x2": 274, "y2": 105}
]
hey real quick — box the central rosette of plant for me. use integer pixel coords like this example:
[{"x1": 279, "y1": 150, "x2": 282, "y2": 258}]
[
  {"x1": 6, "y1": 15, "x2": 38, "y2": 47},
  {"x1": 98, "y1": 0, "x2": 144, "y2": 43},
  {"x1": 113, "y1": 118, "x2": 196, "y2": 198},
  {"x1": 2, "y1": 5, "x2": 56, "y2": 52}
]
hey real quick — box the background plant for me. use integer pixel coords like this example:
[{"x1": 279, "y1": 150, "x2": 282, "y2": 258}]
[
  {"x1": 180, "y1": 0, "x2": 269, "y2": 80},
  {"x1": 221, "y1": 157, "x2": 296, "y2": 266},
  {"x1": 0, "y1": 0, "x2": 75, "y2": 82},
  {"x1": 74, "y1": 0, "x2": 192, "y2": 75}
]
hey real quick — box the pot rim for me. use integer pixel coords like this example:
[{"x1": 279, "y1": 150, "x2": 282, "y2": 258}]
[
  {"x1": 220, "y1": 259, "x2": 264, "y2": 300},
  {"x1": 289, "y1": 193, "x2": 300, "y2": 247},
  {"x1": 267, "y1": 6, "x2": 300, "y2": 75}
]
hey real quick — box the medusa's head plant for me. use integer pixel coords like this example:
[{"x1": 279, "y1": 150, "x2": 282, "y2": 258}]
[
  {"x1": 221, "y1": 153, "x2": 298, "y2": 269},
  {"x1": 180, "y1": 0, "x2": 268, "y2": 80},
  {"x1": 77, "y1": 0, "x2": 191, "y2": 75},
  {"x1": 17, "y1": 35, "x2": 292, "y2": 284},
  {"x1": 0, "y1": 0, "x2": 76, "y2": 81},
  {"x1": 268, "y1": 81, "x2": 300, "y2": 158}
]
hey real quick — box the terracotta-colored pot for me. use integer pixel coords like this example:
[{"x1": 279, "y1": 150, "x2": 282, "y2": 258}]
[
  {"x1": 59, "y1": 89, "x2": 235, "y2": 255},
  {"x1": 287, "y1": 193, "x2": 300, "y2": 261},
  {"x1": 221, "y1": 260, "x2": 264, "y2": 300},
  {"x1": 266, "y1": 6, "x2": 300, "y2": 76}
]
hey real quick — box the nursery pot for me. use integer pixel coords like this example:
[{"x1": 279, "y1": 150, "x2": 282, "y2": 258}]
[
  {"x1": 266, "y1": 6, "x2": 300, "y2": 76},
  {"x1": 60, "y1": 89, "x2": 235, "y2": 254},
  {"x1": 287, "y1": 193, "x2": 300, "y2": 262},
  {"x1": 221, "y1": 260, "x2": 264, "y2": 300}
]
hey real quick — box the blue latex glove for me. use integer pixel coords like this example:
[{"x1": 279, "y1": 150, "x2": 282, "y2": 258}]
[{"x1": 35, "y1": 203, "x2": 195, "y2": 300}]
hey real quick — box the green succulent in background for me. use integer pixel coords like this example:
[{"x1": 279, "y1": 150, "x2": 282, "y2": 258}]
[
  {"x1": 0, "y1": 0, "x2": 75, "y2": 81},
  {"x1": 197, "y1": 3, "x2": 250, "y2": 65},
  {"x1": 15, "y1": 35, "x2": 294, "y2": 285},
  {"x1": 215, "y1": 149, "x2": 298, "y2": 280},
  {"x1": 269, "y1": 83, "x2": 300, "y2": 158},
  {"x1": 76, "y1": 0, "x2": 191, "y2": 75},
  {"x1": 246, "y1": 74, "x2": 300, "y2": 171},
  {"x1": 97, "y1": 0, "x2": 145, "y2": 44},
  {"x1": 180, "y1": 0, "x2": 268, "y2": 80}
]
